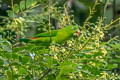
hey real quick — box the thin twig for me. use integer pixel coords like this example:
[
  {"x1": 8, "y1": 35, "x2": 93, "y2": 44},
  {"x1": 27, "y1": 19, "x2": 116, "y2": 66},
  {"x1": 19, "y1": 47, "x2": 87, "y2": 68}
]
[
  {"x1": 7, "y1": 60, "x2": 15, "y2": 80},
  {"x1": 82, "y1": 0, "x2": 99, "y2": 28},
  {"x1": 39, "y1": 69, "x2": 52, "y2": 80},
  {"x1": 104, "y1": 17, "x2": 120, "y2": 30}
]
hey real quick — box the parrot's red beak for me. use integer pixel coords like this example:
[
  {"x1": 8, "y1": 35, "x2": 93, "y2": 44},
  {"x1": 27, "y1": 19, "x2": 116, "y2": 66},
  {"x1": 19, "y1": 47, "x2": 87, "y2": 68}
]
[{"x1": 75, "y1": 29, "x2": 80, "y2": 37}]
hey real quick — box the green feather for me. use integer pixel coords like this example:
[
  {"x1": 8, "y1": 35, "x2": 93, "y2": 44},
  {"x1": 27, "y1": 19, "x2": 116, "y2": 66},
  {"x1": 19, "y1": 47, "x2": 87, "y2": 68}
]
[
  {"x1": 19, "y1": 25, "x2": 79, "y2": 46},
  {"x1": 32, "y1": 30, "x2": 58, "y2": 37}
]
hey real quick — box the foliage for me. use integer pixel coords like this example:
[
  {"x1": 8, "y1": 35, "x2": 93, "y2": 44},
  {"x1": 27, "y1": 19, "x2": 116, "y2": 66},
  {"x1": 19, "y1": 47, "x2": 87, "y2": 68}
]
[{"x1": 0, "y1": 0, "x2": 120, "y2": 80}]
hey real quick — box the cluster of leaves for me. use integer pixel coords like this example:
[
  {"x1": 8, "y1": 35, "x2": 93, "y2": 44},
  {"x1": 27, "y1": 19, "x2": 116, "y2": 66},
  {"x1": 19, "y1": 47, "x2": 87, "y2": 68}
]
[
  {"x1": 0, "y1": 0, "x2": 39, "y2": 43},
  {"x1": 0, "y1": 0, "x2": 120, "y2": 80}
]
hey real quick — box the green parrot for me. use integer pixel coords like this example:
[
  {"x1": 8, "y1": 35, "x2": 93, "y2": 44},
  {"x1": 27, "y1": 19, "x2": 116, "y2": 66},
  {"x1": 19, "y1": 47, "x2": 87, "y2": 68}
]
[{"x1": 19, "y1": 25, "x2": 80, "y2": 46}]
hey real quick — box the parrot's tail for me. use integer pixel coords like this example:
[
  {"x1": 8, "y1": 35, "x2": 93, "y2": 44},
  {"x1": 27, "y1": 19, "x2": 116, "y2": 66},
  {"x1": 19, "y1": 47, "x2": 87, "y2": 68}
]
[{"x1": 19, "y1": 38, "x2": 30, "y2": 43}]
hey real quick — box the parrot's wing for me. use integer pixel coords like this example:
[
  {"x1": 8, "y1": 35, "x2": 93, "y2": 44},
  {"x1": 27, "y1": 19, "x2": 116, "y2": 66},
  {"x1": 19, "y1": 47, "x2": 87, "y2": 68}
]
[
  {"x1": 29, "y1": 37, "x2": 51, "y2": 46},
  {"x1": 32, "y1": 30, "x2": 58, "y2": 37},
  {"x1": 19, "y1": 30, "x2": 58, "y2": 43},
  {"x1": 19, "y1": 37, "x2": 51, "y2": 46}
]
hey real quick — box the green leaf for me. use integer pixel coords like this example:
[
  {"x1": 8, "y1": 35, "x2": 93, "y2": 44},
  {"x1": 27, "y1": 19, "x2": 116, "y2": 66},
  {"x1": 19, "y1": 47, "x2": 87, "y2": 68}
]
[
  {"x1": 13, "y1": 4, "x2": 19, "y2": 13},
  {"x1": 5, "y1": 53, "x2": 11, "y2": 59},
  {"x1": 46, "y1": 57, "x2": 53, "y2": 68},
  {"x1": 61, "y1": 61, "x2": 77, "y2": 74},
  {"x1": 29, "y1": 65, "x2": 39, "y2": 69},
  {"x1": 12, "y1": 53, "x2": 19, "y2": 60},
  {"x1": 20, "y1": 1, "x2": 25, "y2": 10},
  {"x1": 6, "y1": 70, "x2": 14, "y2": 80},
  {"x1": 26, "y1": 0, "x2": 33, "y2": 8},
  {"x1": 25, "y1": 75, "x2": 31, "y2": 80},
  {"x1": 11, "y1": 62, "x2": 21, "y2": 66},
  {"x1": 18, "y1": 67, "x2": 27, "y2": 75},
  {"x1": 0, "y1": 59, "x2": 4, "y2": 65},
  {"x1": 56, "y1": 61, "x2": 77, "y2": 80},
  {"x1": 107, "y1": 64, "x2": 118, "y2": 70},
  {"x1": 1, "y1": 40, "x2": 12, "y2": 52},
  {"x1": 111, "y1": 59, "x2": 120, "y2": 63},
  {"x1": 21, "y1": 56, "x2": 30, "y2": 64},
  {"x1": 7, "y1": 10, "x2": 14, "y2": 18},
  {"x1": 90, "y1": 67, "x2": 101, "y2": 75}
]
